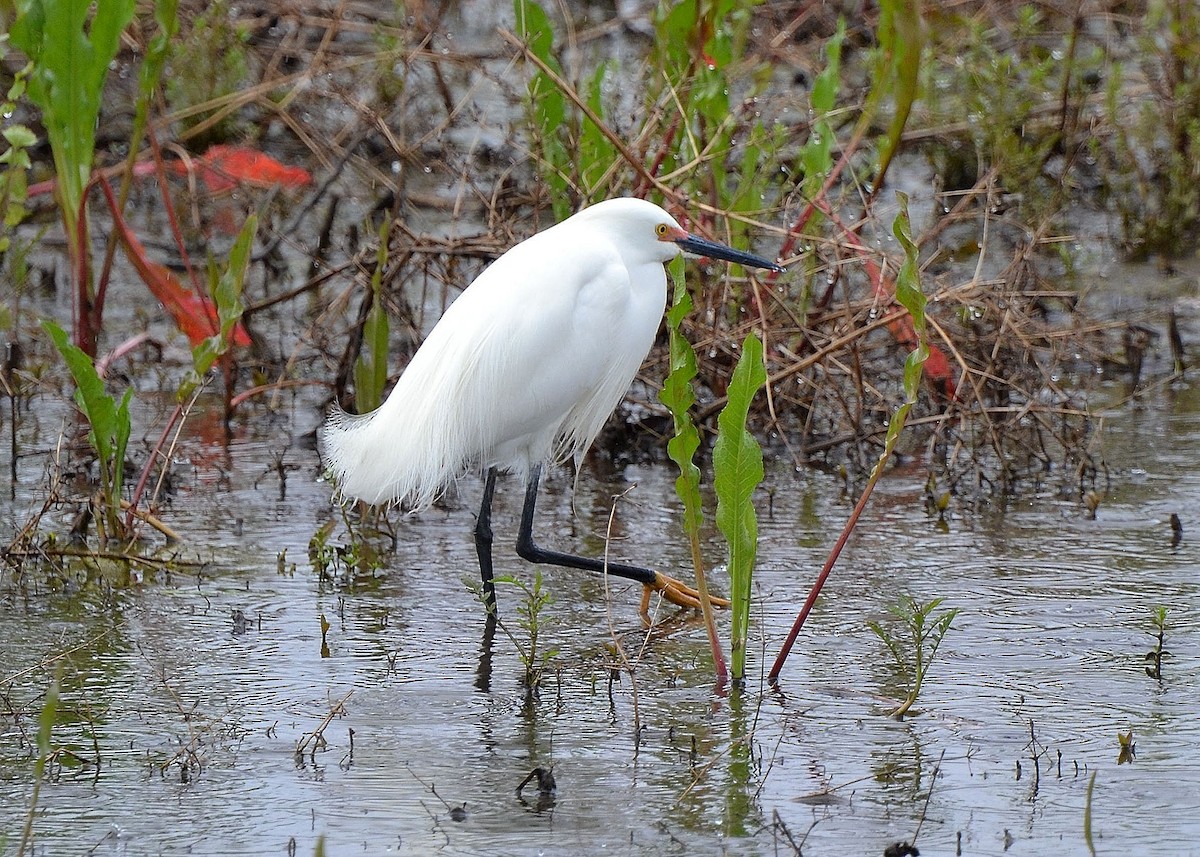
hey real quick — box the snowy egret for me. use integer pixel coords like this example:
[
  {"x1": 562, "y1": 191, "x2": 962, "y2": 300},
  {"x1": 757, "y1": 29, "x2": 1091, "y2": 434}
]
[{"x1": 319, "y1": 197, "x2": 782, "y2": 612}]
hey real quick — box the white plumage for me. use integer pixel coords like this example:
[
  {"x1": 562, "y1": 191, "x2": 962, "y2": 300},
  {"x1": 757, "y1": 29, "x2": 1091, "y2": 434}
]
[{"x1": 318, "y1": 198, "x2": 683, "y2": 508}]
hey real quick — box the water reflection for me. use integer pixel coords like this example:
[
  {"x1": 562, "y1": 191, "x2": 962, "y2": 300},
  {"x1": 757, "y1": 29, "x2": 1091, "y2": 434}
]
[{"x1": 2, "y1": 385, "x2": 1199, "y2": 854}]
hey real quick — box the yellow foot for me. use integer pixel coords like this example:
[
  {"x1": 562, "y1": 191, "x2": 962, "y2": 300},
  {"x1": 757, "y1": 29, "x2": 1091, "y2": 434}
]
[{"x1": 641, "y1": 571, "x2": 731, "y2": 617}]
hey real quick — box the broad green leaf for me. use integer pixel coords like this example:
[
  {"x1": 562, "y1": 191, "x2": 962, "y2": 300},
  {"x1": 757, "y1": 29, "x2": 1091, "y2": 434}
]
[
  {"x1": 42, "y1": 318, "x2": 133, "y2": 525},
  {"x1": 42, "y1": 319, "x2": 118, "y2": 462},
  {"x1": 12, "y1": 0, "x2": 136, "y2": 230},
  {"x1": 714, "y1": 332, "x2": 766, "y2": 679}
]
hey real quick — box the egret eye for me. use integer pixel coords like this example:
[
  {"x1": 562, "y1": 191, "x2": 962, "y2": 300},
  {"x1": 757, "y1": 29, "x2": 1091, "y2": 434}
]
[{"x1": 655, "y1": 223, "x2": 670, "y2": 237}]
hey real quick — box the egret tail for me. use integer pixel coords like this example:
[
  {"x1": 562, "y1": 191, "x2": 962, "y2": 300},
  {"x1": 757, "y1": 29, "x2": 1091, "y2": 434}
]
[{"x1": 317, "y1": 394, "x2": 464, "y2": 509}]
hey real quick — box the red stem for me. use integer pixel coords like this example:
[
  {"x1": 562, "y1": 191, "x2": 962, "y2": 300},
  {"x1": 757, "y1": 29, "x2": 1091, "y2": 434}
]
[
  {"x1": 72, "y1": 197, "x2": 98, "y2": 357},
  {"x1": 768, "y1": 463, "x2": 882, "y2": 682},
  {"x1": 148, "y1": 131, "x2": 202, "y2": 292}
]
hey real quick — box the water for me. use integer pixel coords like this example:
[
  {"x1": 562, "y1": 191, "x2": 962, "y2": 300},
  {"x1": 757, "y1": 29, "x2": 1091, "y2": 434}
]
[
  {"x1": 2, "y1": 377, "x2": 1198, "y2": 856},
  {"x1": 5, "y1": 2, "x2": 1199, "y2": 848}
]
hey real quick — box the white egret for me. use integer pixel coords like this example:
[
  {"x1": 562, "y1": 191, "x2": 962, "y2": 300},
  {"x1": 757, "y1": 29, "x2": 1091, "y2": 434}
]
[{"x1": 318, "y1": 197, "x2": 781, "y2": 611}]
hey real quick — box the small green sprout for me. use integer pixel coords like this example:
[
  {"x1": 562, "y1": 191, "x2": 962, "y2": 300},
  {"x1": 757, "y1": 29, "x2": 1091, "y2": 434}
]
[{"x1": 868, "y1": 595, "x2": 960, "y2": 718}]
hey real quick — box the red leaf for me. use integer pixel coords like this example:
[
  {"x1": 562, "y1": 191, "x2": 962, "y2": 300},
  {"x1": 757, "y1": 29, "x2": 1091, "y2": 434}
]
[{"x1": 176, "y1": 144, "x2": 313, "y2": 193}]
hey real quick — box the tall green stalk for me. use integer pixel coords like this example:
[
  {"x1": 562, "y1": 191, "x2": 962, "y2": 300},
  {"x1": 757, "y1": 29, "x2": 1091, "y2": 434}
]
[
  {"x1": 714, "y1": 333, "x2": 766, "y2": 682},
  {"x1": 660, "y1": 257, "x2": 727, "y2": 681}
]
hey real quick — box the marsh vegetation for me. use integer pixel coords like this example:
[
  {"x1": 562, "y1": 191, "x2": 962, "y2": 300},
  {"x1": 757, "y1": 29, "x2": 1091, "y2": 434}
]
[{"x1": 2, "y1": 1, "x2": 1198, "y2": 854}]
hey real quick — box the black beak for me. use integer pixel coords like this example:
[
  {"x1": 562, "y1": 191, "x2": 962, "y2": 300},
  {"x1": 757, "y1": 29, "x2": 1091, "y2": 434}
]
[{"x1": 675, "y1": 234, "x2": 784, "y2": 272}]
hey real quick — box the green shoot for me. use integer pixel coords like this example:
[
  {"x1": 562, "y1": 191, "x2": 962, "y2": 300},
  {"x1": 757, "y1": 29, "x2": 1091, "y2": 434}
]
[
  {"x1": 0, "y1": 49, "x2": 36, "y2": 255},
  {"x1": 1144, "y1": 605, "x2": 1170, "y2": 680},
  {"x1": 1117, "y1": 729, "x2": 1135, "y2": 764},
  {"x1": 659, "y1": 256, "x2": 727, "y2": 681},
  {"x1": 179, "y1": 214, "x2": 256, "y2": 404},
  {"x1": 1083, "y1": 770, "x2": 1098, "y2": 856},
  {"x1": 41, "y1": 319, "x2": 133, "y2": 542},
  {"x1": 352, "y1": 216, "x2": 391, "y2": 413},
  {"x1": 714, "y1": 332, "x2": 766, "y2": 682},
  {"x1": 471, "y1": 572, "x2": 558, "y2": 697},
  {"x1": 871, "y1": 0, "x2": 923, "y2": 192},
  {"x1": 867, "y1": 595, "x2": 959, "y2": 718}
]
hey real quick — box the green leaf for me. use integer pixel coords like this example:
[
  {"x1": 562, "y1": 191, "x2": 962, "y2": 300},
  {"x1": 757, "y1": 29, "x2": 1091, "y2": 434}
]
[
  {"x1": 659, "y1": 257, "x2": 704, "y2": 536},
  {"x1": 181, "y1": 214, "x2": 256, "y2": 400},
  {"x1": 353, "y1": 216, "x2": 391, "y2": 412},
  {"x1": 41, "y1": 318, "x2": 133, "y2": 524},
  {"x1": 42, "y1": 318, "x2": 118, "y2": 462},
  {"x1": 714, "y1": 332, "x2": 766, "y2": 679},
  {"x1": 891, "y1": 192, "x2": 927, "y2": 402},
  {"x1": 873, "y1": 0, "x2": 923, "y2": 187},
  {"x1": 12, "y1": 0, "x2": 136, "y2": 230},
  {"x1": 3, "y1": 125, "x2": 37, "y2": 149}
]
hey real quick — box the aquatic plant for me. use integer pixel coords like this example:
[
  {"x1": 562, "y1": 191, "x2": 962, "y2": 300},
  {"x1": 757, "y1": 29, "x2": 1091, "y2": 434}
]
[
  {"x1": 1144, "y1": 605, "x2": 1170, "y2": 680},
  {"x1": 1117, "y1": 729, "x2": 1135, "y2": 764},
  {"x1": 512, "y1": 0, "x2": 610, "y2": 219},
  {"x1": 16, "y1": 675, "x2": 59, "y2": 857},
  {"x1": 11, "y1": 0, "x2": 137, "y2": 356},
  {"x1": 714, "y1": 332, "x2": 766, "y2": 683},
  {"x1": 181, "y1": 214, "x2": 255, "y2": 398},
  {"x1": 164, "y1": 0, "x2": 251, "y2": 145},
  {"x1": 660, "y1": 264, "x2": 768, "y2": 685},
  {"x1": 41, "y1": 320, "x2": 133, "y2": 543},
  {"x1": 1083, "y1": 769, "x2": 1098, "y2": 856},
  {"x1": 867, "y1": 595, "x2": 960, "y2": 718},
  {"x1": 0, "y1": 49, "x2": 34, "y2": 256},
  {"x1": 660, "y1": 257, "x2": 727, "y2": 681},
  {"x1": 492, "y1": 570, "x2": 559, "y2": 697},
  {"x1": 352, "y1": 217, "x2": 392, "y2": 413},
  {"x1": 1099, "y1": 0, "x2": 1200, "y2": 256},
  {"x1": 770, "y1": 195, "x2": 930, "y2": 681}
]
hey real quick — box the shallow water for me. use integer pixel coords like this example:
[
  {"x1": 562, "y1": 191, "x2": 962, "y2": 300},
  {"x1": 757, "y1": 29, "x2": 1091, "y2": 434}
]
[{"x1": 2, "y1": 373, "x2": 1198, "y2": 856}]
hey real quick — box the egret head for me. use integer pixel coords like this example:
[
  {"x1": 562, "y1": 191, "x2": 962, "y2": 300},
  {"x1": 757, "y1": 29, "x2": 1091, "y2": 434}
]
[{"x1": 577, "y1": 197, "x2": 783, "y2": 272}]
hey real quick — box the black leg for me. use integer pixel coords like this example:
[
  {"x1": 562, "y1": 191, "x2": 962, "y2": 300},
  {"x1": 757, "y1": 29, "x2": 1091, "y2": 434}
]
[
  {"x1": 475, "y1": 467, "x2": 499, "y2": 611},
  {"x1": 515, "y1": 464, "x2": 656, "y2": 586}
]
